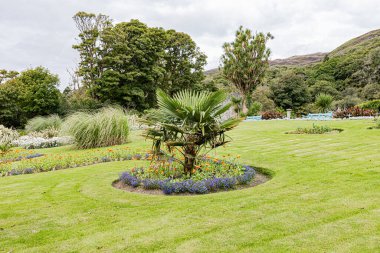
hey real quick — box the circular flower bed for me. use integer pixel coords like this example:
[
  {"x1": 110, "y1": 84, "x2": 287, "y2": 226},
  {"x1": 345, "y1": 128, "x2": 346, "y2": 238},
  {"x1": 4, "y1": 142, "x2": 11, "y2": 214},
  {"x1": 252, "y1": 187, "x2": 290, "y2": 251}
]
[{"x1": 116, "y1": 155, "x2": 256, "y2": 195}]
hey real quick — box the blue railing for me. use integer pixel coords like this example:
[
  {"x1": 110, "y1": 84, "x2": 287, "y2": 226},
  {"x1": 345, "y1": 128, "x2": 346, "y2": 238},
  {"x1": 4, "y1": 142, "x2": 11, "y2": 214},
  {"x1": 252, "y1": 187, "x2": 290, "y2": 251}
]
[
  {"x1": 302, "y1": 112, "x2": 333, "y2": 120},
  {"x1": 245, "y1": 115, "x2": 262, "y2": 121}
]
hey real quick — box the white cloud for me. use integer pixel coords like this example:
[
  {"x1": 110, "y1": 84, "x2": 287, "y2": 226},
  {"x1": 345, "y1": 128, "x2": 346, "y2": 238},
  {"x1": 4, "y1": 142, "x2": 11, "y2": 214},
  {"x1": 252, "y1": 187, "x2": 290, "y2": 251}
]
[{"x1": 0, "y1": 0, "x2": 380, "y2": 88}]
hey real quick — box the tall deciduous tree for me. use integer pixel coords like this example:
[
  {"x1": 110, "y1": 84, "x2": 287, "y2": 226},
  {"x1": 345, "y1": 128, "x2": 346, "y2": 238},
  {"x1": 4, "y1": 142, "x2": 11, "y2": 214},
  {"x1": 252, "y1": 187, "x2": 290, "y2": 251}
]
[
  {"x1": 97, "y1": 20, "x2": 167, "y2": 110},
  {"x1": 0, "y1": 69, "x2": 18, "y2": 85},
  {"x1": 72, "y1": 14, "x2": 207, "y2": 111},
  {"x1": 72, "y1": 12, "x2": 112, "y2": 97},
  {"x1": 221, "y1": 26, "x2": 273, "y2": 113},
  {"x1": 162, "y1": 30, "x2": 207, "y2": 94}
]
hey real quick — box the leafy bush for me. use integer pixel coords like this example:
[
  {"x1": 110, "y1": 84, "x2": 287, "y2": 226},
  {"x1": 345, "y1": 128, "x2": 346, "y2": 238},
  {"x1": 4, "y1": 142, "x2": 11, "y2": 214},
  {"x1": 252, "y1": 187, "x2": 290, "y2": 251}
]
[
  {"x1": 25, "y1": 115, "x2": 62, "y2": 133},
  {"x1": 61, "y1": 107, "x2": 129, "y2": 149},
  {"x1": 261, "y1": 111, "x2": 284, "y2": 120},
  {"x1": 358, "y1": 100, "x2": 380, "y2": 112},
  {"x1": 247, "y1": 102, "x2": 262, "y2": 116},
  {"x1": 334, "y1": 106, "x2": 376, "y2": 118}
]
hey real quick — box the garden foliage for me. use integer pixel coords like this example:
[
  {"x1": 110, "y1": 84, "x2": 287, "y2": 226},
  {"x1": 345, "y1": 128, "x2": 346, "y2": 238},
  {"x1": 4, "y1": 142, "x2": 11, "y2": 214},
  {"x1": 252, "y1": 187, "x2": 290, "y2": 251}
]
[
  {"x1": 143, "y1": 89, "x2": 240, "y2": 175},
  {"x1": 25, "y1": 115, "x2": 62, "y2": 133},
  {"x1": 61, "y1": 107, "x2": 129, "y2": 149}
]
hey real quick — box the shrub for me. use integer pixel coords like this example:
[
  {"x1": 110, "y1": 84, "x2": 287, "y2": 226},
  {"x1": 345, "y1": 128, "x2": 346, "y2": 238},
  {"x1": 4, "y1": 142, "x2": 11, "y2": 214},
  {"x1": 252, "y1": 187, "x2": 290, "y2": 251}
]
[
  {"x1": 25, "y1": 115, "x2": 62, "y2": 133},
  {"x1": 61, "y1": 107, "x2": 129, "y2": 149},
  {"x1": 334, "y1": 107, "x2": 376, "y2": 118},
  {"x1": 358, "y1": 100, "x2": 380, "y2": 112},
  {"x1": 315, "y1": 93, "x2": 333, "y2": 113},
  {"x1": 247, "y1": 102, "x2": 262, "y2": 116},
  {"x1": 261, "y1": 111, "x2": 283, "y2": 120}
]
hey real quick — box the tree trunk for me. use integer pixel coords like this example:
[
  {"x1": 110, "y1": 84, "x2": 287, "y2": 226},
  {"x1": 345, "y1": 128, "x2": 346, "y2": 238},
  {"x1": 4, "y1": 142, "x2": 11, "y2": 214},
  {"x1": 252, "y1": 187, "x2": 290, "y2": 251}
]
[
  {"x1": 241, "y1": 94, "x2": 248, "y2": 114},
  {"x1": 184, "y1": 156, "x2": 195, "y2": 175},
  {"x1": 183, "y1": 147, "x2": 196, "y2": 176}
]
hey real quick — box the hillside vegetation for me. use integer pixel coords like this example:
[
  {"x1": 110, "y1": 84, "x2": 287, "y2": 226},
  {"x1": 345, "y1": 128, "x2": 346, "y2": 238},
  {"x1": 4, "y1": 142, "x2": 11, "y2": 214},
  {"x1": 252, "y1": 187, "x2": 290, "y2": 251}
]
[{"x1": 205, "y1": 29, "x2": 380, "y2": 114}]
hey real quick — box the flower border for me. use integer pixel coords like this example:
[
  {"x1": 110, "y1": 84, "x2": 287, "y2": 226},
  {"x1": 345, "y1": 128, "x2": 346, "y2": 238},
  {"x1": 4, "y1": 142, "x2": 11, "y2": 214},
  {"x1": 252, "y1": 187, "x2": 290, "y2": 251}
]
[{"x1": 118, "y1": 164, "x2": 256, "y2": 195}]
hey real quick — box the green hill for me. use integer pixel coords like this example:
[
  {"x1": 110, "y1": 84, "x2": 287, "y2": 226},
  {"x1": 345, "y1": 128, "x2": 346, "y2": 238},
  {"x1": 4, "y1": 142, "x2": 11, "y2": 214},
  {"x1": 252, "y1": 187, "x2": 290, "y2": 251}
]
[
  {"x1": 204, "y1": 29, "x2": 380, "y2": 111},
  {"x1": 329, "y1": 29, "x2": 380, "y2": 57}
]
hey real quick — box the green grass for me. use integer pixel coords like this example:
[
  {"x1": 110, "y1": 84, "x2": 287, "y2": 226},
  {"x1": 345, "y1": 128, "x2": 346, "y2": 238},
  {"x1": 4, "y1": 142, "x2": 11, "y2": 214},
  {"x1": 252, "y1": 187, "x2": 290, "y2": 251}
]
[{"x1": 1, "y1": 120, "x2": 379, "y2": 252}]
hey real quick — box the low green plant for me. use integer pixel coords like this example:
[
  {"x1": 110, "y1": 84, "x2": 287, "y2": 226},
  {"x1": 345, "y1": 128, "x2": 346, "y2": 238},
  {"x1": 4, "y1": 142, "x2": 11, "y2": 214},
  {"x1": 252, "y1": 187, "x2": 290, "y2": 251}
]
[
  {"x1": 368, "y1": 118, "x2": 380, "y2": 129},
  {"x1": 287, "y1": 124, "x2": 342, "y2": 134},
  {"x1": 359, "y1": 99, "x2": 380, "y2": 112},
  {"x1": 0, "y1": 146, "x2": 139, "y2": 176},
  {"x1": 25, "y1": 115, "x2": 62, "y2": 133},
  {"x1": 61, "y1": 106, "x2": 129, "y2": 149},
  {"x1": 315, "y1": 93, "x2": 333, "y2": 113},
  {"x1": 247, "y1": 102, "x2": 262, "y2": 116}
]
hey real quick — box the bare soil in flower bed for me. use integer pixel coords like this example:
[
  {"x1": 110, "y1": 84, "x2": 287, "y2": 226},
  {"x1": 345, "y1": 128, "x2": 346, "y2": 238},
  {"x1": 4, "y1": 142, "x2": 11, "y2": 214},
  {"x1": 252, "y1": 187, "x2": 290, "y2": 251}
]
[{"x1": 112, "y1": 171, "x2": 270, "y2": 195}]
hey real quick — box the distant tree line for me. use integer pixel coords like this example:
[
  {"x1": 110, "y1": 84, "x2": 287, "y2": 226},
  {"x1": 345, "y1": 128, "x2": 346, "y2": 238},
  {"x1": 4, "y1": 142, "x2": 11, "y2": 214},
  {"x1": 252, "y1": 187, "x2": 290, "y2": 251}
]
[
  {"x1": 208, "y1": 37, "x2": 380, "y2": 116},
  {"x1": 1, "y1": 11, "x2": 379, "y2": 128},
  {"x1": 0, "y1": 12, "x2": 212, "y2": 127}
]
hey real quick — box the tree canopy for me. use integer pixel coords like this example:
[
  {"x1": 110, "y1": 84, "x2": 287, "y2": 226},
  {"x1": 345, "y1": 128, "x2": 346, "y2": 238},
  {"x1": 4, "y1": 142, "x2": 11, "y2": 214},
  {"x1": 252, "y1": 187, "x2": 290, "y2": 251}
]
[
  {"x1": 72, "y1": 13, "x2": 207, "y2": 111},
  {"x1": 0, "y1": 67, "x2": 61, "y2": 127},
  {"x1": 221, "y1": 26, "x2": 273, "y2": 113}
]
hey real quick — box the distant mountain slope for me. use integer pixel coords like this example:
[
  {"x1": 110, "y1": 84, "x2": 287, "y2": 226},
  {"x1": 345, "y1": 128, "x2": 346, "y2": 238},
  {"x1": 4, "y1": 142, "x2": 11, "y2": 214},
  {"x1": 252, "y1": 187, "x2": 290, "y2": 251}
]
[
  {"x1": 329, "y1": 29, "x2": 380, "y2": 57},
  {"x1": 205, "y1": 29, "x2": 380, "y2": 73},
  {"x1": 269, "y1": 52, "x2": 327, "y2": 66}
]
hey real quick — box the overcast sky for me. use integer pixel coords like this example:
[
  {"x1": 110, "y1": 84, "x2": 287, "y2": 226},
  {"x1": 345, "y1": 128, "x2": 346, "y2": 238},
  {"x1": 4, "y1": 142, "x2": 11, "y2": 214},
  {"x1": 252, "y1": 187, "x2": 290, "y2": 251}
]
[{"x1": 1, "y1": 0, "x2": 380, "y2": 89}]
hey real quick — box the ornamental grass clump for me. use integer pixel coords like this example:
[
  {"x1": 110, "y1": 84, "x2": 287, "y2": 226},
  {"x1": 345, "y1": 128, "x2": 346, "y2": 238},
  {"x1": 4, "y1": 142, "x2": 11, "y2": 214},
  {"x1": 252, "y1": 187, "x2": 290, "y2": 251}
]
[
  {"x1": 25, "y1": 115, "x2": 62, "y2": 133},
  {"x1": 0, "y1": 125, "x2": 19, "y2": 154},
  {"x1": 61, "y1": 107, "x2": 129, "y2": 149}
]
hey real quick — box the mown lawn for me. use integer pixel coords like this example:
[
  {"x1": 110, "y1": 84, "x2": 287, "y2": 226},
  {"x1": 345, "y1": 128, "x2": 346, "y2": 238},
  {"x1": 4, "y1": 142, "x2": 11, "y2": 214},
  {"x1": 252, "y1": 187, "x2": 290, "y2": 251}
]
[{"x1": 0, "y1": 120, "x2": 379, "y2": 252}]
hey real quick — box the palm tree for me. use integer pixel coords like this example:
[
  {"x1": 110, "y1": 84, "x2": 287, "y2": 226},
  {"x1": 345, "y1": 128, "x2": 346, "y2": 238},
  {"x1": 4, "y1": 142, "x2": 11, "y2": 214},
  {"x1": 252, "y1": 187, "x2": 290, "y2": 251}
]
[
  {"x1": 142, "y1": 89, "x2": 241, "y2": 175},
  {"x1": 315, "y1": 93, "x2": 334, "y2": 113}
]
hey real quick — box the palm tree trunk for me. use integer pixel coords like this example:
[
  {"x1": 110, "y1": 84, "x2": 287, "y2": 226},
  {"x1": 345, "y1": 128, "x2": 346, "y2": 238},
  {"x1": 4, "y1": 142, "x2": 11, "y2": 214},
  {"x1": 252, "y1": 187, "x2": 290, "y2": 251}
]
[{"x1": 183, "y1": 147, "x2": 196, "y2": 175}]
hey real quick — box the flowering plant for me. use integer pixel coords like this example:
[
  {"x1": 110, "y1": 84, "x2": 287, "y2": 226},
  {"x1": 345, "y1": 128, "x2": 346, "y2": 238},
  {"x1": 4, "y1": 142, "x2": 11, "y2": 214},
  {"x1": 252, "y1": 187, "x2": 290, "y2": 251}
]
[
  {"x1": 0, "y1": 146, "x2": 148, "y2": 176},
  {"x1": 12, "y1": 136, "x2": 73, "y2": 149},
  {"x1": 118, "y1": 154, "x2": 256, "y2": 194}
]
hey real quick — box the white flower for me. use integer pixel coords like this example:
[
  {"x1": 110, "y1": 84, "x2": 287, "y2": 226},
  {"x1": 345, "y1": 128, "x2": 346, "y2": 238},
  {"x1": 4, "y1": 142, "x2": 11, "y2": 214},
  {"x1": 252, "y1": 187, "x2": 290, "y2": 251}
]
[{"x1": 12, "y1": 136, "x2": 73, "y2": 149}]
